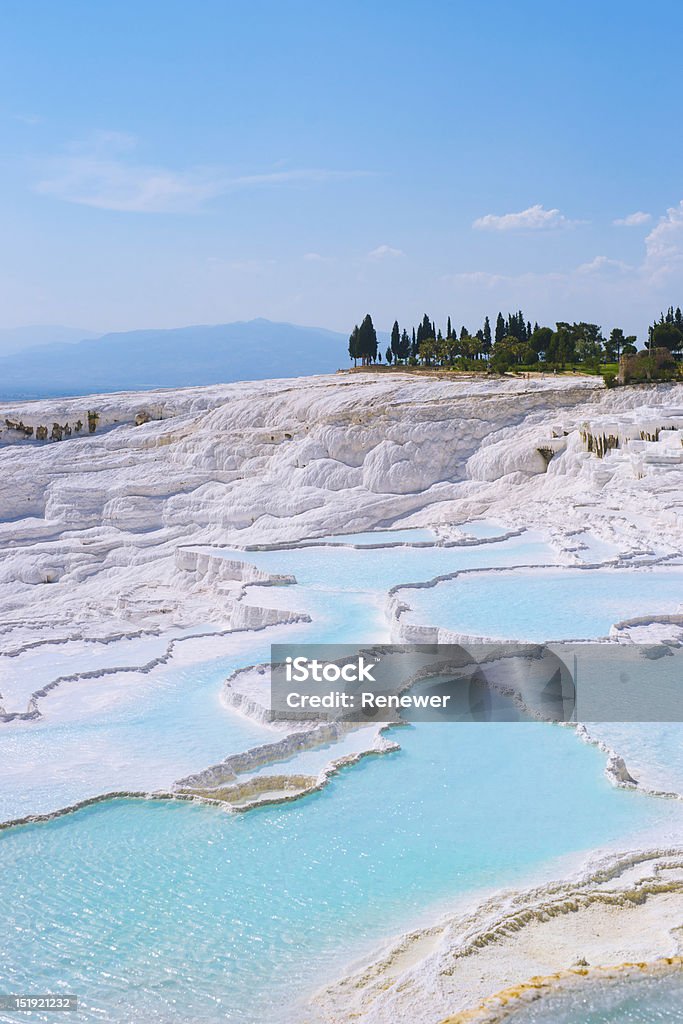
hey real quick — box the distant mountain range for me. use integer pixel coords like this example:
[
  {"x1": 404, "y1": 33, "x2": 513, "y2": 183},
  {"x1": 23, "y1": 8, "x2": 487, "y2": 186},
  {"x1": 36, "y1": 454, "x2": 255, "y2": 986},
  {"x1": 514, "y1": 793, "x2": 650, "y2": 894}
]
[
  {"x1": 0, "y1": 319, "x2": 357, "y2": 400},
  {"x1": 0, "y1": 325, "x2": 100, "y2": 356}
]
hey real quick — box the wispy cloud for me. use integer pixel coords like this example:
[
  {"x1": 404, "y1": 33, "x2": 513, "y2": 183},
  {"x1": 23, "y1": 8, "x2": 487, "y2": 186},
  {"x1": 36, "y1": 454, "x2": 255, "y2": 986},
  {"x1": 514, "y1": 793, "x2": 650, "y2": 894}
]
[
  {"x1": 34, "y1": 133, "x2": 371, "y2": 213},
  {"x1": 366, "y1": 244, "x2": 405, "y2": 260},
  {"x1": 447, "y1": 255, "x2": 632, "y2": 288},
  {"x1": 576, "y1": 255, "x2": 632, "y2": 275},
  {"x1": 613, "y1": 211, "x2": 651, "y2": 227},
  {"x1": 643, "y1": 201, "x2": 683, "y2": 281},
  {"x1": 473, "y1": 204, "x2": 577, "y2": 231},
  {"x1": 440, "y1": 198, "x2": 683, "y2": 336},
  {"x1": 460, "y1": 202, "x2": 683, "y2": 287},
  {"x1": 444, "y1": 200, "x2": 683, "y2": 325},
  {"x1": 446, "y1": 269, "x2": 565, "y2": 288}
]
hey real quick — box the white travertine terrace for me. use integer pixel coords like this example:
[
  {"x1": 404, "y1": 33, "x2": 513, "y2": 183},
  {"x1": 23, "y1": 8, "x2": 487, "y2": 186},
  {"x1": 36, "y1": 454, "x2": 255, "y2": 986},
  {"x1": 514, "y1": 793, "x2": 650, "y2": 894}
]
[
  {"x1": 3, "y1": 373, "x2": 683, "y2": 1021},
  {"x1": 313, "y1": 848, "x2": 683, "y2": 1024},
  {"x1": 1, "y1": 373, "x2": 682, "y2": 712},
  {"x1": 2, "y1": 372, "x2": 683, "y2": 732}
]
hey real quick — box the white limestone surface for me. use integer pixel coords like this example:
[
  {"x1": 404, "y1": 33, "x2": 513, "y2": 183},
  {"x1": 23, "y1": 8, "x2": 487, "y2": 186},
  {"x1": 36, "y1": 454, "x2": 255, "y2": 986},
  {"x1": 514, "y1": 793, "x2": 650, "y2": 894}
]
[
  {"x1": 1, "y1": 372, "x2": 683, "y2": 722},
  {"x1": 311, "y1": 848, "x2": 683, "y2": 1024},
  {"x1": 4, "y1": 372, "x2": 683, "y2": 1022}
]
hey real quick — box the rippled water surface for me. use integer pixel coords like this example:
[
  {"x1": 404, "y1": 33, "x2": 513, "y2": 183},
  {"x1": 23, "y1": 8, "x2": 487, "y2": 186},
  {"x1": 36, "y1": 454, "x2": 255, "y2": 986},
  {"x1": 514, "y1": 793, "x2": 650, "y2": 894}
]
[
  {"x1": 403, "y1": 565, "x2": 683, "y2": 640},
  {"x1": 2, "y1": 527, "x2": 682, "y2": 1022},
  {"x1": 2, "y1": 723, "x2": 678, "y2": 1024},
  {"x1": 0, "y1": 529, "x2": 558, "y2": 819},
  {"x1": 503, "y1": 970, "x2": 683, "y2": 1022}
]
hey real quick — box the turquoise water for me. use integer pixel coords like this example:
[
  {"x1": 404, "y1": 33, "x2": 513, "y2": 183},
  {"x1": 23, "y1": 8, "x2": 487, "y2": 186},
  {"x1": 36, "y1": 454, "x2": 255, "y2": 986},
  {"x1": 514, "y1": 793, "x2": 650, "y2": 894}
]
[
  {"x1": 0, "y1": 530, "x2": 557, "y2": 821},
  {"x1": 303, "y1": 523, "x2": 510, "y2": 544},
  {"x1": 3, "y1": 529, "x2": 683, "y2": 1022},
  {"x1": 503, "y1": 971, "x2": 683, "y2": 1022},
  {"x1": 302, "y1": 527, "x2": 437, "y2": 545},
  {"x1": 220, "y1": 529, "x2": 557, "y2": 594},
  {"x1": 0, "y1": 584, "x2": 388, "y2": 821},
  {"x1": 403, "y1": 565, "x2": 683, "y2": 640},
  {"x1": 0, "y1": 654, "x2": 273, "y2": 821},
  {"x1": 585, "y1": 722, "x2": 683, "y2": 796},
  {"x1": 1, "y1": 723, "x2": 677, "y2": 1024}
]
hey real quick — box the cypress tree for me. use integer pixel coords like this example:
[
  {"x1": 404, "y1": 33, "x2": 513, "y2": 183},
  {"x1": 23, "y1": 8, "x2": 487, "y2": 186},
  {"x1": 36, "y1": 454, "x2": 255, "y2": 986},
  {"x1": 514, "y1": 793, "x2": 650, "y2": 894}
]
[
  {"x1": 483, "y1": 316, "x2": 492, "y2": 349},
  {"x1": 391, "y1": 320, "x2": 400, "y2": 359},
  {"x1": 348, "y1": 325, "x2": 360, "y2": 366},
  {"x1": 447, "y1": 316, "x2": 452, "y2": 339},
  {"x1": 357, "y1": 314, "x2": 378, "y2": 365},
  {"x1": 495, "y1": 312, "x2": 506, "y2": 344},
  {"x1": 507, "y1": 312, "x2": 526, "y2": 341}
]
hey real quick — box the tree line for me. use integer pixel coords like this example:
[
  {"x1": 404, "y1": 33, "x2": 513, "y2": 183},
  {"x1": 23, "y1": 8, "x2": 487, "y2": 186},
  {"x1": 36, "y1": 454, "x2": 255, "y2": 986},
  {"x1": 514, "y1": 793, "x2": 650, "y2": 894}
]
[
  {"x1": 648, "y1": 306, "x2": 683, "y2": 354},
  {"x1": 348, "y1": 307, "x2": 683, "y2": 374}
]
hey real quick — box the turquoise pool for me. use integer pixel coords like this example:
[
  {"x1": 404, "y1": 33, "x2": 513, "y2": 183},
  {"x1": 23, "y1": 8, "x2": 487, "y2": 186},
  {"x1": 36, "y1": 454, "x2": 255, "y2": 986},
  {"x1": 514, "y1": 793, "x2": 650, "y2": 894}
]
[
  {"x1": 1, "y1": 723, "x2": 678, "y2": 1024},
  {"x1": 2, "y1": 529, "x2": 682, "y2": 1023},
  {"x1": 0, "y1": 530, "x2": 558, "y2": 819},
  {"x1": 402, "y1": 565, "x2": 683, "y2": 640}
]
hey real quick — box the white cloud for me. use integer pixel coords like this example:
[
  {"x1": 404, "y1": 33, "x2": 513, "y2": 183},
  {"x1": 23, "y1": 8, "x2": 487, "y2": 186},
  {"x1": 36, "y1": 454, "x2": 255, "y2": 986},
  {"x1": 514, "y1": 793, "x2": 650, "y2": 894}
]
[
  {"x1": 445, "y1": 256, "x2": 636, "y2": 293},
  {"x1": 576, "y1": 255, "x2": 632, "y2": 275},
  {"x1": 644, "y1": 201, "x2": 683, "y2": 281},
  {"x1": 440, "y1": 209, "x2": 683, "y2": 339},
  {"x1": 366, "y1": 244, "x2": 405, "y2": 260},
  {"x1": 444, "y1": 268, "x2": 566, "y2": 290},
  {"x1": 473, "y1": 204, "x2": 575, "y2": 231},
  {"x1": 34, "y1": 133, "x2": 371, "y2": 213},
  {"x1": 303, "y1": 252, "x2": 330, "y2": 262},
  {"x1": 613, "y1": 211, "x2": 651, "y2": 227}
]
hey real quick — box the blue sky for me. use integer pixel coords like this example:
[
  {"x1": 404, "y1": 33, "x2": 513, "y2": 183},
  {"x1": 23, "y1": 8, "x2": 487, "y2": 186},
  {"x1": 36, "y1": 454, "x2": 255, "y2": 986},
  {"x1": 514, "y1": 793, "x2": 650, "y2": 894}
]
[{"x1": 1, "y1": 0, "x2": 683, "y2": 340}]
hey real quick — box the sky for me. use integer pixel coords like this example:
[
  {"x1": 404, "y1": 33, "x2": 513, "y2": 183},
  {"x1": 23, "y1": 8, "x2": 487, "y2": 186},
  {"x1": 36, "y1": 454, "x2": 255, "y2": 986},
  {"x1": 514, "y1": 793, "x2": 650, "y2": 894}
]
[{"x1": 1, "y1": 0, "x2": 683, "y2": 341}]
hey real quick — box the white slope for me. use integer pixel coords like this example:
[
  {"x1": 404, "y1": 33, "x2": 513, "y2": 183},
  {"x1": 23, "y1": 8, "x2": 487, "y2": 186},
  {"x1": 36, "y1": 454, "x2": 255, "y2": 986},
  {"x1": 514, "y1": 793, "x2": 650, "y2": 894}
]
[{"x1": 1, "y1": 373, "x2": 682, "y2": 677}]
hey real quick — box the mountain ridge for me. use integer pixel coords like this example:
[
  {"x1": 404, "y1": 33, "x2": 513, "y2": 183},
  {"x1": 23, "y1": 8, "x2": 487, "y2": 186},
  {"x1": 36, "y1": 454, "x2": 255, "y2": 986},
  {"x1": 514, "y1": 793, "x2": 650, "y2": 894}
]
[
  {"x1": 0, "y1": 325, "x2": 100, "y2": 356},
  {"x1": 0, "y1": 318, "x2": 363, "y2": 399}
]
